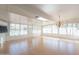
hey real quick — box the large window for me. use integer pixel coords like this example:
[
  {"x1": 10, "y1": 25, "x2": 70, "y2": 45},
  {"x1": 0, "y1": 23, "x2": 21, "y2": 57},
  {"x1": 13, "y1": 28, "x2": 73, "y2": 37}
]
[
  {"x1": 43, "y1": 25, "x2": 58, "y2": 34},
  {"x1": 21, "y1": 25, "x2": 27, "y2": 35},
  {"x1": 10, "y1": 24, "x2": 17, "y2": 36},
  {"x1": 67, "y1": 24, "x2": 73, "y2": 35},
  {"x1": 43, "y1": 25, "x2": 52, "y2": 34},
  {"x1": 10, "y1": 24, "x2": 27, "y2": 36},
  {"x1": 32, "y1": 25, "x2": 41, "y2": 35},
  {"x1": 43, "y1": 23, "x2": 79, "y2": 37},
  {"x1": 72, "y1": 24, "x2": 79, "y2": 36},
  {"x1": 10, "y1": 13, "x2": 28, "y2": 36},
  {"x1": 59, "y1": 24, "x2": 67, "y2": 34},
  {"x1": 52, "y1": 25, "x2": 58, "y2": 34}
]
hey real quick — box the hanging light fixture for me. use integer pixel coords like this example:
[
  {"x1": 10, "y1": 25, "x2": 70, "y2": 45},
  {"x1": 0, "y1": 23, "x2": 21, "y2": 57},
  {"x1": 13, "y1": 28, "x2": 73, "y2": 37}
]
[{"x1": 56, "y1": 15, "x2": 64, "y2": 28}]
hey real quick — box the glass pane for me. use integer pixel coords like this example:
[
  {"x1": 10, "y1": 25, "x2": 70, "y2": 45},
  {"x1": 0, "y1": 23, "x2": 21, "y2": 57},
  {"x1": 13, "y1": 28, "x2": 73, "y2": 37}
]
[
  {"x1": 43, "y1": 25, "x2": 52, "y2": 34},
  {"x1": 21, "y1": 25, "x2": 27, "y2": 35},
  {"x1": 59, "y1": 27, "x2": 66, "y2": 34},
  {"x1": 10, "y1": 30, "x2": 15, "y2": 36},
  {"x1": 10, "y1": 24, "x2": 16, "y2": 29},
  {"x1": 52, "y1": 25, "x2": 58, "y2": 34},
  {"x1": 15, "y1": 30, "x2": 20, "y2": 36},
  {"x1": 32, "y1": 25, "x2": 41, "y2": 35},
  {"x1": 15, "y1": 24, "x2": 20, "y2": 30}
]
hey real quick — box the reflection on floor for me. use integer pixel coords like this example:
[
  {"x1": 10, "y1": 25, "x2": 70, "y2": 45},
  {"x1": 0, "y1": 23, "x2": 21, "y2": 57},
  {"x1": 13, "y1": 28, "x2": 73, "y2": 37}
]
[{"x1": 0, "y1": 36, "x2": 79, "y2": 55}]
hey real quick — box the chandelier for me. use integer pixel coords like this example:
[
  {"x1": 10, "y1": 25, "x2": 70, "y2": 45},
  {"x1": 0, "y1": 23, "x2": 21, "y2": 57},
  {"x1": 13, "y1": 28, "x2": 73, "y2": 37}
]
[{"x1": 56, "y1": 16, "x2": 64, "y2": 28}]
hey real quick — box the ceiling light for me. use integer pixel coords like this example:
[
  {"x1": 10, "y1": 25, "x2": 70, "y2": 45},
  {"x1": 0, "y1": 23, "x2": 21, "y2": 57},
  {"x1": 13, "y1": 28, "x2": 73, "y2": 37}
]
[
  {"x1": 56, "y1": 16, "x2": 64, "y2": 28},
  {"x1": 36, "y1": 16, "x2": 48, "y2": 21}
]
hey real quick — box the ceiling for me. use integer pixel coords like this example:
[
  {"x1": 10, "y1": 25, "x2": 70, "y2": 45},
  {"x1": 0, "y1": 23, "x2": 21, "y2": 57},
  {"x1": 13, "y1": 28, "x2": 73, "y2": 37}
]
[
  {"x1": 1, "y1": 4, "x2": 79, "y2": 25},
  {"x1": 12, "y1": 4, "x2": 79, "y2": 24},
  {"x1": 34, "y1": 4, "x2": 79, "y2": 21}
]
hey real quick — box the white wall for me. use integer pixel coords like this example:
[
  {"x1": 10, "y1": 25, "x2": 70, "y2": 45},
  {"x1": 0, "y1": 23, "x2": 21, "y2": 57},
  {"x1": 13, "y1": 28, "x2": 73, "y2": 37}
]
[{"x1": 0, "y1": 5, "x2": 28, "y2": 41}]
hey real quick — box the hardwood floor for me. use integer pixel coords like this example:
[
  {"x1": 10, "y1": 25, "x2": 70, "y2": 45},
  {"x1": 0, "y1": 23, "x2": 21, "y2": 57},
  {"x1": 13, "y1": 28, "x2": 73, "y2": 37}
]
[{"x1": 0, "y1": 36, "x2": 79, "y2": 55}]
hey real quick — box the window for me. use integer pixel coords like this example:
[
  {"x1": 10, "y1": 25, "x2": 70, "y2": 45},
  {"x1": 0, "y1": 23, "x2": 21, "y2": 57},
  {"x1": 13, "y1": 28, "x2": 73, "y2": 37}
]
[
  {"x1": 52, "y1": 25, "x2": 58, "y2": 34},
  {"x1": 10, "y1": 23, "x2": 27, "y2": 36},
  {"x1": 43, "y1": 25, "x2": 52, "y2": 34},
  {"x1": 59, "y1": 25, "x2": 66, "y2": 35},
  {"x1": 15, "y1": 24, "x2": 20, "y2": 36},
  {"x1": 10, "y1": 24, "x2": 20, "y2": 36},
  {"x1": 21, "y1": 25, "x2": 27, "y2": 35},
  {"x1": 43, "y1": 23, "x2": 79, "y2": 37},
  {"x1": 10, "y1": 13, "x2": 28, "y2": 36},
  {"x1": 67, "y1": 24, "x2": 73, "y2": 35},
  {"x1": 10, "y1": 24, "x2": 16, "y2": 36},
  {"x1": 72, "y1": 24, "x2": 79, "y2": 36},
  {"x1": 32, "y1": 25, "x2": 41, "y2": 35}
]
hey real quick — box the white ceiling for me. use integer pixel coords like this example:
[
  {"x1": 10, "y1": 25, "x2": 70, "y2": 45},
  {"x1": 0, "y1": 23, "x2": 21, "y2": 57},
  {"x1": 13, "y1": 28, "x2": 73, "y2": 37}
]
[
  {"x1": 34, "y1": 4, "x2": 79, "y2": 23},
  {"x1": 0, "y1": 4, "x2": 79, "y2": 25},
  {"x1": 13, "y1": 4, "x2": 79, "y2": 24}
]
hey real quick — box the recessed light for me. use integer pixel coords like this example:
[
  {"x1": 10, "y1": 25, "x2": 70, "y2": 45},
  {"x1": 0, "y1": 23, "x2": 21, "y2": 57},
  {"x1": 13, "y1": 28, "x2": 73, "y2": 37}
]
[{"x1": 35, "y1": 16, "x2": 48, "y2": 21}]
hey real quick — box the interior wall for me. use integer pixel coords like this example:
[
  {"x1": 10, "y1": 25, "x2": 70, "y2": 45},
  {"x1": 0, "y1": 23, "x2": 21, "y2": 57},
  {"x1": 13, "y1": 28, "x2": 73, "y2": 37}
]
[
  {"x1": 0, "y1": 5, "x2": 30, "y2": 41},
  {"x1": 0, "y1": 5, "x2": 9, "y2": 22}
]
